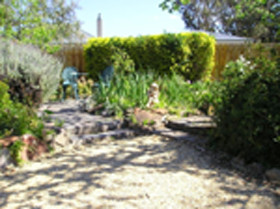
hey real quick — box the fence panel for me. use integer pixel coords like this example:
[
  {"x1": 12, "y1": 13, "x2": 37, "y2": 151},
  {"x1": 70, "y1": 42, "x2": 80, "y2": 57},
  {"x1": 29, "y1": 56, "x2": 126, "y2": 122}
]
[{"x1": 55, "y1": 44, "x2": 85, "y2": 72}]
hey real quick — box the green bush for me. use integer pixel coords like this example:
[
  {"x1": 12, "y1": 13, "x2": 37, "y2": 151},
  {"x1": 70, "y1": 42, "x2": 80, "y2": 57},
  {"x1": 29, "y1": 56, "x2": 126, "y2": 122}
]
[
  {"x1": 211, "y1": 55, "x2": 280, "y2": 167},
  {"x1": 0, "y1": 81, "x2": 44, "y2": 138},
  {"x1": 110, "y1": 47, "x2": 135, "y2": 75},
  {"x1": 84, "y1": 32, "x2": 215, "y2": 81},
  {"x1": 0, "y1": 40, "x2": 63, "y2": 103}
]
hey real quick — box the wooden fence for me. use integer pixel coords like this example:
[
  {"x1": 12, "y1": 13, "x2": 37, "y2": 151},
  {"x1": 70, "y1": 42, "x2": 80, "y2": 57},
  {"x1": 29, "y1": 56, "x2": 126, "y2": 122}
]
[
  {"x1": 213, "y1": 43, "x2": 280, "y2": 79},
  {"x1": 56, "y1": 43, "x2": 279, "y2": 79},
  {"x1": 55, "y1": 44, "x2": 85, "y2": 72},
  {"x1": 213, "y1": 44, "x2": 246, "y2": 79}
]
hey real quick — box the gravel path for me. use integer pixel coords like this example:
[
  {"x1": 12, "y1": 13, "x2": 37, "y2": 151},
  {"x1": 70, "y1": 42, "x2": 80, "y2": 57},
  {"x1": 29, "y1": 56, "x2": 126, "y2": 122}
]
[{"x1": 1, "y1": 135, "x2": 279, "y2": 209}]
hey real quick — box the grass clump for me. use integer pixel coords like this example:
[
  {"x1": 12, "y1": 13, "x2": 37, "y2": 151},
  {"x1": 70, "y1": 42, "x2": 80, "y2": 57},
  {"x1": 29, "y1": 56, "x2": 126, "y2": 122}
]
[{"x1": 92, "y1": 71, "x2": 215, "y2": 117}]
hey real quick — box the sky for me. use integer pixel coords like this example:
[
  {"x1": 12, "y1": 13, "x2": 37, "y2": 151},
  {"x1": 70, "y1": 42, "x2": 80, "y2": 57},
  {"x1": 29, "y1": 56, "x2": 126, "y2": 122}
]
[{"x1": 76, "y1": 0, "x2": 186, "y2": 38}]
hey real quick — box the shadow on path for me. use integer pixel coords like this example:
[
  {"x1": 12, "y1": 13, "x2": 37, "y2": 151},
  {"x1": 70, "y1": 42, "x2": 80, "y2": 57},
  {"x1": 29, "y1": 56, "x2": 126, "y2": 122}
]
[{"x1": 1, "y1": 135, "x2": 279, "y2": 208}]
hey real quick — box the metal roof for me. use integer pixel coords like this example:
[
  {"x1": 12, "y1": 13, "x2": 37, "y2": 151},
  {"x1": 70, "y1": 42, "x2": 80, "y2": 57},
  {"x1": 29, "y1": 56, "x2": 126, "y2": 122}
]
[
  {"x1": 57, "y1": 30, "x2": 94, "y2": 44},
  {"x1": 188, "y1": 30, "x2": 253, "y2": 44},
  {"x1": 208, "y1": 32, "x2": 253, "y2": 44}
]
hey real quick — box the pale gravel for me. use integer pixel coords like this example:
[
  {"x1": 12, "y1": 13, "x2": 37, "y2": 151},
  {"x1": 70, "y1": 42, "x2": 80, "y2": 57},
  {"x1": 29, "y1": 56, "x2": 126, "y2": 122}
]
[{"x1": 0, "y1": 135, "x2": 279, "y2": 209}]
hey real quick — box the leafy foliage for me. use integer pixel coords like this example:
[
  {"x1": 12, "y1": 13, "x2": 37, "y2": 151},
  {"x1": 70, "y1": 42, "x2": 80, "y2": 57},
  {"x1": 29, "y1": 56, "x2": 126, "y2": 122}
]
[
  {"x1": 93, "y1": 71, "x2": 217, "y2": 117},
  {"x1": 212, "y1": 54, "x2": 280, "y2": 166},
  {"x1": 9, "y1": 140, "x2": 24, "y2": 165},
  {"x1": 0, "y1": 40, "x2": 63, "y2": 104},
  {"x1": 160, "y1": 0, "x2": 280, "y2": 42},
  {"x1": 0, "y1": 0, "x2": 81, "y2": 52},
  {"x1": 110, "y1": 47, "x2": 135, "y2": 75},
  {"x1": 84, "y1": 32, "x2": 215, "y2": 82},
  {"x1": 0, "y1": 81, "x2": 44, "y2": 138}
]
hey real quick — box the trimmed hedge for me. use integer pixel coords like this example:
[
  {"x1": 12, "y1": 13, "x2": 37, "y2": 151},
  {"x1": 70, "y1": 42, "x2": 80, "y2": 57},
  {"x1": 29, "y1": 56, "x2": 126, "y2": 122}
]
[{"x1": 84, "y1": 32, "x2": 215, "y2": 81}]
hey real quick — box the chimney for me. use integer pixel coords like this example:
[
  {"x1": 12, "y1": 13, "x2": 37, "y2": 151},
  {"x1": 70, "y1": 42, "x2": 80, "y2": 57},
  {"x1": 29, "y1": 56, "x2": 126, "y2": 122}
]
[{"x1": 97, "y1": 13, "x2": 102, "y2": 37}]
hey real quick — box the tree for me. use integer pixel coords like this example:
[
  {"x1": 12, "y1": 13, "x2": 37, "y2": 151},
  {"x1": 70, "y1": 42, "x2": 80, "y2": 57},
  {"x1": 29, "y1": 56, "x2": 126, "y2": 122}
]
[
  {"x1": 160, "y1": 0, "x2": 280, "y2": 42},
  {"x1": 0, "y1": 0, "x2": 81, "y2": 52}
]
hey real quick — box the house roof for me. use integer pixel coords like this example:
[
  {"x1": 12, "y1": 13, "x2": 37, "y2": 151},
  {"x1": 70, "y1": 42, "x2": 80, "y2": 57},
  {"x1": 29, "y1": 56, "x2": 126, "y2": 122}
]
[
  {"x1": 188, "y1": 30, "x2": 253, "y2": 44},
  {"x1": 208, "y1": 32, "x2": 253, "y2": 44},
  {"x1": 58, "y1": 30, "x2": 94, "y2": 44}
]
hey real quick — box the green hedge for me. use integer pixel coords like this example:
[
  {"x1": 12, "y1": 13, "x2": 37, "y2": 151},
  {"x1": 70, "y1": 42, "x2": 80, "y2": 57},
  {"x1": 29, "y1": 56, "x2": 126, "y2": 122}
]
[{"x1": 84, "y1": 32, "x2": 215, "y2": 81}]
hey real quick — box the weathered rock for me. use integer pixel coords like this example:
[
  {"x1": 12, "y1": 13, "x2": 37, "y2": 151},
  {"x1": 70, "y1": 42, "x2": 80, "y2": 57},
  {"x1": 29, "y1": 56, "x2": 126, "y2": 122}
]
[
  {"x1": 52, "y1": 129, "x2": 70, "y2": 149},
  {"x1": 166, "y1": 116, "x2": 216, "y2": 135},
  {"x1": 265, "y1": 168, "x2": 280, "y2": 184},
  {"x1": 0, "y1": 148, "x2": 13, "y2": 169},
  {"x1": 78, "y1": 97, "x2": 97, "y2": 113},
  {"x1": 131, "y1": 108, "x2": 166, "y2": 128},
  {"x1": 70, "y1": 129, "x2": 136, "y2": 145},
  {"x1": 21, "y1": 134, "x2": 48, "y2": 161},
  {"x1": 0, "y1": 136, "x2": 20, "y2": 147}
]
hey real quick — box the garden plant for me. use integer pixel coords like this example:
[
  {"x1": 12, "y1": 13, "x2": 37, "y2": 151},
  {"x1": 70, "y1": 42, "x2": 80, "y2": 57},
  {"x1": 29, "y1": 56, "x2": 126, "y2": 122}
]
[{"x1": 210, "y1": 48, "x2": 280, "y2": 167}]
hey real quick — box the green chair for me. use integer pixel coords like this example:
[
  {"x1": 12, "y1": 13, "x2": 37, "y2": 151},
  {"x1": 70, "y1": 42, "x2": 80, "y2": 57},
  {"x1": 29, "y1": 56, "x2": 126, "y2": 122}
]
[
  {"x1": 94, "y1": 65, "x2": 114, "y2": 89},
  {"x1": 61, "y1": 67, "x2": 80, "y2": 100}
]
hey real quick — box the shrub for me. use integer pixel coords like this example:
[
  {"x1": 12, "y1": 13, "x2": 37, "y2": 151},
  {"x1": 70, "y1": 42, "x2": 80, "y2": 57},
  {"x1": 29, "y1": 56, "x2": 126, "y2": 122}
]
[
  {"x1": 0, "y1": 81, "x2": 44, "y2": 138},
  {"x1": 211, "y1": 55, "x2": 280, "y2": 167},
  {"x1": 110, "y1": 47, "x2": 135, "y2": 75},
  {"x1": 0, "y1": 40, "x2": 63, "y2": 104},
  {"x1": 84, "y1": 32, "x2": 215, "y2": 81}
]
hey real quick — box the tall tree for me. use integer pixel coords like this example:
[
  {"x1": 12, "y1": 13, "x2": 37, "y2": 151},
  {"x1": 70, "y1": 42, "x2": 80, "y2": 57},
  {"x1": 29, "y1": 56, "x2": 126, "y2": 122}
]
[
  {"x1": 0, "y1": 0, "x2": 81, "y2": 52},
  {"x1": 160, "y1": 0, "x2": 280, "y2": 42}
]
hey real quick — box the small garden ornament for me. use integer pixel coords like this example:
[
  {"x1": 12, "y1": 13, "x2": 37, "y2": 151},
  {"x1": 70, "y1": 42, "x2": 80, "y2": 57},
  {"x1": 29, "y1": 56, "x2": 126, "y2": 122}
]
[{"x1": 146, "y1": 82, "x2": 159, "y2": 108}]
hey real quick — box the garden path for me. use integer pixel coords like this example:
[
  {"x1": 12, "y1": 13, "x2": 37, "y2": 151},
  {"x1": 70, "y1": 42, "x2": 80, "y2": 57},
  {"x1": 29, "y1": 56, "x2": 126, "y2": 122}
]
[{"x1": 0, "y1": 101, "x2": 279, "y2": 209}]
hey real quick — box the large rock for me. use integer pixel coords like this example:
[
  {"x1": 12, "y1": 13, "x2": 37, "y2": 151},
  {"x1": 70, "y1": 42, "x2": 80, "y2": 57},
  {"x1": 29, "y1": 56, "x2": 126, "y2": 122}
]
[
  {"x1": 128, "y1": 108, "x2": 166, "y2": 129},
  {"x1": 0, "y1": 136, "x2": 20, "y2": 147},
  {"x1": 265, "y1": 168, "x2": 280, "y2": 184},
  {"x1": 52, "y1": 128, "x2": 70, "y2": 150},
  {"x1": 21, "y1": 134, "x2": 48, "y2": 161},
  {"x1": 166, "y1": 116, "x2": 216, "y2": 135}
]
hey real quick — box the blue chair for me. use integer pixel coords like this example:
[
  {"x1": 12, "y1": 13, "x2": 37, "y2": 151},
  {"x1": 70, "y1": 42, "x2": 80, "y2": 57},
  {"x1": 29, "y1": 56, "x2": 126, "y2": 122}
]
[
  {"x1": 61, "y1": 67, "x2": 80, "y2": 100},
  {"x1": 94, "y1": 65, "x2": 114, "y2": 89}
]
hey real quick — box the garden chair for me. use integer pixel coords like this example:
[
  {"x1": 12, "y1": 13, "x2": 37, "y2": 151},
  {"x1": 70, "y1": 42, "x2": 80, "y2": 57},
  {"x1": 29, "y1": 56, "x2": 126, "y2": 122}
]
[
  {"x1": 93, "y1": 65, "x2": 114, "y2": 89},
  {"x1": 62, "y1": 67, "x2": 87, "y2": 100}
]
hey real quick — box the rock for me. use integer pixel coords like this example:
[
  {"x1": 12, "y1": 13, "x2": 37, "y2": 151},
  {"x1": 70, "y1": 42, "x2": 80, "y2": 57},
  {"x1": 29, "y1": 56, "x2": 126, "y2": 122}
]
[
  {"x1": 21, "y1": 134, "x2": 48, "y2": 161},
  {"x1": 166, "y1": 116, "x2": 216, "y2": 135},
  {"x1": 0, "y1": 148, "x2": 13, "y2": 169},
  {"x1": 78, "y1": 97, "x2": 97, "y2": 113},
  {"x1": 132, "y1": 108, "x2": 165, "y2": 128},
  {"x1": 52, "y1": 129, "x2": 70, "y2": 150},
  {"x1": 265, "y1": 168, "x2": 280, "y2": 184},
  {"x1": 0, "y1": 136, "x2": 20, "y2": 147},
  {"x1": 70, "y1": 129, "x2": 136, "y2": 145}
]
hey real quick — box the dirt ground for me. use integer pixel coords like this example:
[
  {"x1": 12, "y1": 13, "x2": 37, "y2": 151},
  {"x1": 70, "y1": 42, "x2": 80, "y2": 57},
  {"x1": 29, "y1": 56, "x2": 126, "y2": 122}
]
[{"x1": 0, "y1": 135, "x2": 279, "y2": 209}]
